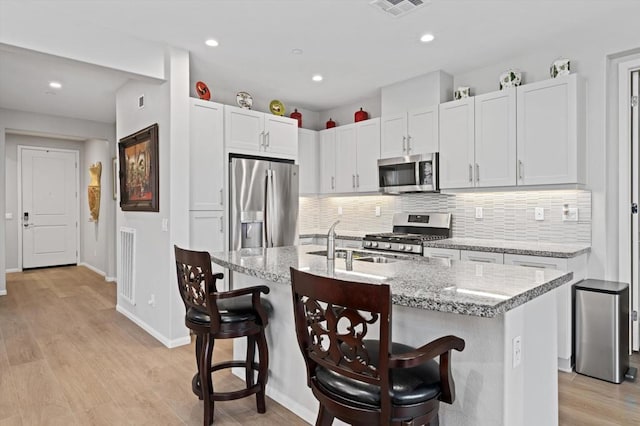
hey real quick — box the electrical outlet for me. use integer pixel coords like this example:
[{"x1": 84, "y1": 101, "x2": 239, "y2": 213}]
[
  {"x1": 513, "y1": 336, "x2": 522, "y2": 368},
  {"x1": 475, "y1": 207, "x2": 483, "y2": 219},
  {"x1": 148, "y1": 294, "x2": 156, "y2": 307},
  {"x1": 562, "y1": 207, "x2": 579, "y2": 222},
  {"x1": 5, "y1": 213, "x2": 12, "y2": 220},
  {"x1": 338, "y1": 206, "x2": 343, "y2": 215},
  {"x1": 375, "y1": 206, "x2": 381, "y2": 217},
  {"x1": 535, "y1": 207, "x2": 544, "y2": 221}
]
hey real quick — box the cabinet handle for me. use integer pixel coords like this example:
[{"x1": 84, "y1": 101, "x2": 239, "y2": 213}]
[
  {"x1": 475, "y1": 163, "x2": 479, "y2": 182},
  {"x1": 331, "y1": 176, "x2": 335, "y2": 190},
  {"x1": 356, "y1": 174, "x2": 360, "y2": 188},
  {"x1": 265, "y1": 131, "x2": 270, "y2": 147},
  {"x1": 259, "y1": 131, "x2": 265, "y2": 148},
  {"x1": 518, "y1": 160, "x2": 524, "y2": 179},
  {"x1": 468, "y1": 164, "x2": 473, "y2": 182},
  {"x1": 352, "y1": 174, "x2": 356, "y2": 188},
  {"x1": 219, "y1": 217, "x2": 224, "y2": 232},
  {"x1": 402, "y1": 136, "x2": 407, "y2": 153},
  {"x1": 407, "y1": 135, "x2": 411, "y2": 153}
]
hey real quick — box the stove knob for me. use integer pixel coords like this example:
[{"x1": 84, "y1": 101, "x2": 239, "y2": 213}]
[
  {"x1": 372, "y1": 242, "x2": 378, "y2": 248},
  {"x1": 398, "y1": 244, "x2": 405, "y2": 250},
  {"x1": 384, "y1": 243, "x2": 391, "y2": 249},
  {"x1": 364, "y1": 241, "x2": 371, "y2": 247}
]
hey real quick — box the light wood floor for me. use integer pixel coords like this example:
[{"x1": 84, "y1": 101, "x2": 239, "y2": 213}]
[{"x1": 1, "y1": 266, "x2": 639, "y2": 425}]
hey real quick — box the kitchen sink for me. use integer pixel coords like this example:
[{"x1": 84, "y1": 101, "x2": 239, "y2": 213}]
[
  {"x1": 306, "y1": 249, "x2": 403, "y2": 263},
  {"x1": 354, "y1": 256, "x2": 396, "y2": 264}
]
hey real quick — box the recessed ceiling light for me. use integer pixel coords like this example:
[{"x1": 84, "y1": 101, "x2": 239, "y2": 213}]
[
  {"x1": 312, "y1": 75, "x2": 323, "y2": 82},
  {"x1": 49, "y1": 81, "x2": 62, "y2": 89},
  {"x1": 291, "y1": 48, "x2": 303, "y2": 55},
  {"x1": 205, "y1": 39, "x2": 219, "y2": 47},
  {"x1": 420, "y1": 33, "x2": 435, "y2": 43}
]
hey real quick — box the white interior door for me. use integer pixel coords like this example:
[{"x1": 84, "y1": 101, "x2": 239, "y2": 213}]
[
  {"x1": 21, "y1": 147, "x2": 78, "y2": 268},
  {"x1": 632, "y1": 69, "x2": 639, "y2": 351}
]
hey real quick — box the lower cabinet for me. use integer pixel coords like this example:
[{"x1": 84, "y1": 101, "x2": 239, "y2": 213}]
[
  {"x1": 504, "y1": 253, "x2": 587, "y2": 372},
  {"x1": 189, "y1": 211, "x2": 227, "y2": 289}
]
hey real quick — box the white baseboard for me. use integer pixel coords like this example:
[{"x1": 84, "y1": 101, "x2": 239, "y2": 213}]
[
  {"x1": 5, "y1": 268, "x2": 21, "y2": 273},
  {"x1": 0, "y1": 289, "x2": 7, "y2": 296},
  {"x1": 79, "y1": 262, "x2": 106, "y2": 277},
  {"x1": 558, "y1": 357, "x2": 573, "y2": 373},
  {"x1": 115, "y1": 304, "x2": 191, "y2": 348},
  {"x1": 105, "y1": 276, "x2": 117, "y2": 282}
]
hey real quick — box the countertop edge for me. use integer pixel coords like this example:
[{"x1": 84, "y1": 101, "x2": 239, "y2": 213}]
[{"x1": 422, "y1": 242, "x2": 591, "y2": 258}]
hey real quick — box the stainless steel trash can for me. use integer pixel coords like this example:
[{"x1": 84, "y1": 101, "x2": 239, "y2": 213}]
[{"x1": 575, "y1": 280, "x2": 629, "y2": 383}]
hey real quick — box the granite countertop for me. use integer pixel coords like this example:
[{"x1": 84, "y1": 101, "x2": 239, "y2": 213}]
[
  {"x1": 210, "y1": 245, "x2": 572, "y2": 318},
  {"x1": 423, "y1": 238, "x2": 590, "y2": 258},
  {"x1": 299, "y1": 231, "x2": 364, "y2": 241}
]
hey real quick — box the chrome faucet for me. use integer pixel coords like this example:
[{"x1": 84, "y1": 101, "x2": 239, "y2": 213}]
[{"x1": 327, "y1": 220, "x2": 340, "y2": 260}]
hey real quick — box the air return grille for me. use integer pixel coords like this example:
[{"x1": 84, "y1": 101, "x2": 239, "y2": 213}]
[
  {"x1": 369, "y1": 0, "x2": 430, "y2": 17},
  {"x1": 118, "y1": 227, "x2": 136, "y2": 305}
]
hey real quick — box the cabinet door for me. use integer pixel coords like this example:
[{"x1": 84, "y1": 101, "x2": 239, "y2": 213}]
[
  {"x1": 225, "y1": 106, "x2": 264, "y2": 153},
  {"x1": 189, "y1": 211, "x2": 225, "y2": 254},
  {"x1": 335, "y1": 125, "x2": 357, "y2": 193},
  {"x1": 439, "y1": 99, "x2": 475, "y2": 189},
  {"x1": 517, "y1": 74, "x2": 579, "y2": 185},
  {"x1": 460, "y1": 250, "x2": 504, "y2": 264},
  {"x1": 298, "y1": 129, "x2": 318, "y2": 194},
  {"x1": 356, "y1": 118, "x2": 381, "y2": 192},
  {"x1": 408, "y1": 105, "x2": 439, "y2": 154},
  {"x1": 264, "y1": 114, "x2": 298, "y2": 157},
  {"x1": 190, "y1": 100, "x2": 224, "y2": 210},
  {"x1": 474, "y1": 89, "x2": 517, "y2": 188},
  {"x1": 380, "y1": 114, "x2": 407, "y2": 158},
  {"x1": 319, "y1": 129, "x2": 336, "y2": 193}
]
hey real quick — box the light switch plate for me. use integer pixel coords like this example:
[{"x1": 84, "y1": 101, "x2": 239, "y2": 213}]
[
  {"x1": 161, "y1": 218, "x2": 169, "y2": 232},
  {"x1": 375, "y1": 206, "x2": 381, "y2": 217},
  {"x1": 535, "y1": 207, "x2": 544, "y2": 221},
  {"x1": 475, "y1": 207, "x2": 483, "y2": 219},
  {"x1": 338, "y1": 206, "x2": 343, "y2": 215}
]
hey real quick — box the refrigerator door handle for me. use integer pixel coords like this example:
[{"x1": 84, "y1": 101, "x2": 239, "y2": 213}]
[{"x1": 264, "y1": 169, "x2": 275, "y2": 247}]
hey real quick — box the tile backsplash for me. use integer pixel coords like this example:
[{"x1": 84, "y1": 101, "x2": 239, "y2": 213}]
[{"x1": 300, "y1": 189, "x2": 591, "y2": 244}]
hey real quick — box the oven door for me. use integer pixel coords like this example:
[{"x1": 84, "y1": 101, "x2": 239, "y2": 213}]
[{"x1": 378, "y1": 153, "x2": 438, "y2": 193}]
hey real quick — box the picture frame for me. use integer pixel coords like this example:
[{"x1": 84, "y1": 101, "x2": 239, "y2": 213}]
[
  {"x1": 118, "y1": 123, "x2": 159, "y2": 212},
  {"x1": 112, "y1": 157, "x2": 118, "y2": 200}
]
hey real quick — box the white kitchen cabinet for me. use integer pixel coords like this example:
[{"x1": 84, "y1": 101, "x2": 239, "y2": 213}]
[
  {"x1": 439, "y1": 98, "x2": 475, "y2": 189},
  {"x1": 225, "y1": 105, "x2": 298, "y2": 158},
  {"x1": 460, "y1": 250, "x2": 504, "y2": 264},
  {"x1": 189, "y1": 99, "x2": 224, "y2": 210},
  {"x1": 332, "y1": 119, "x2": 381, "y2": 194},
  {"x1": 381, "y1": 106, "x2": 438, "y2": 158},
  {"x1": 319, "y1": 128, "x2": 336, "y2": 193},
  {"x1": 189, "y1": 211, "x2": 225, "y2": 254},
  {"x1": 474, "y1": 89, "x2": 517, "y2": 187},
  {"x1": 423, "y1": 247, "x2": 461, "y2": 260},
  {"x1": 504, "y1": 252, "x2": 588, "y2": 372},
  {"x1": 516, "y1": 74, "x2": 585, "y2": 185},
  {"x1": 298, "y1": 129, "x2": 318, "y2": 195}
]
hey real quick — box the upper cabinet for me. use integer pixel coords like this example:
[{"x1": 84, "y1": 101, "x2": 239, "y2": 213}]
[
  {"x1": 474, "y1": 88, "x2": 517, "y2": 188},
  {"x1": 189, "y1": 99, "x2": 224, "y2": 210},
  {"x1": 356, "y1": 118, "x2": 382, "y2": 192},
  {"x1": 298, "y1": 129, "x2": 319, "y2": 195},
  {"x1": 381, "y1": 106, "x2": 439, "y2": 158},
  {"x1": 319, "y1": 128, "x2": 337, "y2": 194},
  {"x1": 439, "y1": 98, "x2": 475, "y2": 189},
  {"x1": 516, "y1": 74, "x2": 585, "y2": 185},
  {"x1": 225, "y1": 105, "x2": 298, "y2": 158}
]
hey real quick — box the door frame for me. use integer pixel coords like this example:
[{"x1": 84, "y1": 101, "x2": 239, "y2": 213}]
[
  {"x1": 17, "y1": 146, "x2": 80, "y2": 270},
  {"x1": 618, "y1": 58, "x2": 640, "y2": 352}
]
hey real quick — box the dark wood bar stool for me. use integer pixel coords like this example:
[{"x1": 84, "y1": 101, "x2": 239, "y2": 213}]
[
  {"x1": 290, "y1": 268, "x2": 465, "y2": 426},
  {"x1": 174, "y1": 246, "x2": 270, "y2": 425}
]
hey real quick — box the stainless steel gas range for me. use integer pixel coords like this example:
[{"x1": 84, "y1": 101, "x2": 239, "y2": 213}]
[{"x1": 362, "y1": 213, "x2": 451, "y2": 255}]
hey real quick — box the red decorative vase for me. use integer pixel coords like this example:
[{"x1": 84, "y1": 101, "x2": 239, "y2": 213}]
[
  {"x1": 290, "y1": 109, "x2": 302, "y2": 128},
  {"x1": 354, "y1": 107, "x2": 368, "y2": 122},
  {"x1": 326, "y1": 118, "x2": 336, "y2": 129}
]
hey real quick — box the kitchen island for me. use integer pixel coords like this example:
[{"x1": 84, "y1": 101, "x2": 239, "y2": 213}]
[{"x1": 211, "y1": 245, "x2": 573, "y2": 426}]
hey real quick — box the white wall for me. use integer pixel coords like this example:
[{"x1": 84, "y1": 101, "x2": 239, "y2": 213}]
[
  {"x1": 0, "y1": 108, "x2": 116, "y2": 295},
  {"x1": 450, "y1": 37, "x2": 640, "y2": 280},
  {"x1": 319, "y1": 93, "x2": 382, "y2": 129},
  {"x1": 381, "y1": 70, "x2": 453, "y2": 116},
  {"x1": 115, "y1": 48, "x2": 190, "y2": 347}
]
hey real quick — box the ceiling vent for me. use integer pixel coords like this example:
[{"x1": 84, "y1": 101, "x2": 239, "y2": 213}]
[{"x1": 369, "y1": 0, "x2": 430, "y2": 18}]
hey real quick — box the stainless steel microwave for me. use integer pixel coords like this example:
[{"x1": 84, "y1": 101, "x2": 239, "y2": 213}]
[{"x1": 377, "y1": 153, "x2": 439, "y2": 194}]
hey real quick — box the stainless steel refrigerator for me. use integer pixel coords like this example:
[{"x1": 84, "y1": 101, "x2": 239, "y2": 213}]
[{"x1": 229, "y1": 156, "x2": 299, "y2": 255}]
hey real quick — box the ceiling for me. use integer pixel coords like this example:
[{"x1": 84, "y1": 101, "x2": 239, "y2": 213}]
[{"x1": 1, "y1": 0, "x2": 639, "y2": 124}]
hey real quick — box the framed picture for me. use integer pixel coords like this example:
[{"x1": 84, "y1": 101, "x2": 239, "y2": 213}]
[
  {"x1": 118, "y1": 123, "x2": 159, "y2": 212},
  {"x1": 112, "y1": 157, "x2": 118, "y2": 200}
]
